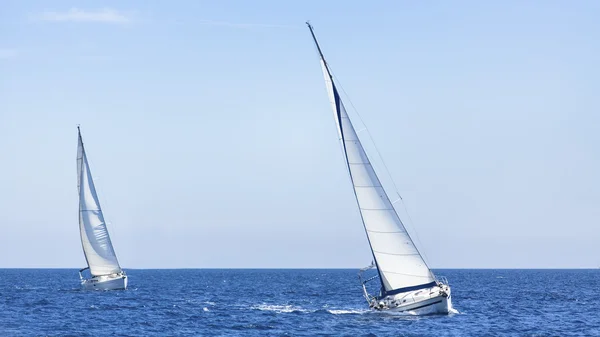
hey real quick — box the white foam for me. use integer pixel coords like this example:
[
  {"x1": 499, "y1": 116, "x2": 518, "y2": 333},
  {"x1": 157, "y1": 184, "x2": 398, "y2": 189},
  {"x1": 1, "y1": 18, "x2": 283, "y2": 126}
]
[
  {"x1": 203, "y1": 307, "x2": 209, "y2": 312},
  {"x1": 384, "y1": 310, "x2": 420, "y2": 316},
  {"x1": 327, "y1": 309, "x2": 367, "y2": 315},
  {"x1": 252, "y1": 304, "x2": 309, "y2": 313}
]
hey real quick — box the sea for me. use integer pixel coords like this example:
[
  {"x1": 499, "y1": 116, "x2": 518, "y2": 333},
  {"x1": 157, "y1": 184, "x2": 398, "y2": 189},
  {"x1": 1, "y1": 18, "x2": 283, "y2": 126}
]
[{"x1": 0, "y1": 269, "x2": 598, "y2": 336}]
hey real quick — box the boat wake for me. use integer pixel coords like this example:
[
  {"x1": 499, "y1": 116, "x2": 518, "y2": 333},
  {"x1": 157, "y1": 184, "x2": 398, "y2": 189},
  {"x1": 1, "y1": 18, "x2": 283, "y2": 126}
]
[
  {"x1": 245, "y1": 301, "x2": 458, "y2": 317},
  {"x1": 251, "y1": 304, "x2": 310, "y2": 313},
  {"x1": 250, "y1": 304, "x2": 370, "y2": 315},
  {"x1": 326, "y1": 309, "x2": 369, "y2": 315}
]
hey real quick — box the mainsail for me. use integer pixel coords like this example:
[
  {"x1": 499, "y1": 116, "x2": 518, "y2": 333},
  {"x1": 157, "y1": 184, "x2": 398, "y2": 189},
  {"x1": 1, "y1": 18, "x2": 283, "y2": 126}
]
[
  {"x1": 307, "y1": 23, "x2": 436, "y2": 296},
  {"x1": 77, "y1": 127, "x2": 121, "y2": 276}
]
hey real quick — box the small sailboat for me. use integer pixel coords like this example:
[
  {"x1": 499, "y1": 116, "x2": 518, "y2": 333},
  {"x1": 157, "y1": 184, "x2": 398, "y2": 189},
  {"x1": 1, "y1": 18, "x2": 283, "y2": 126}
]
[
  {"x1": 76, "y1": 126, "x2": 127, "y2": 290},
  {"x1": 306, "y1": 23, "x2": 452, "y2": 314}
]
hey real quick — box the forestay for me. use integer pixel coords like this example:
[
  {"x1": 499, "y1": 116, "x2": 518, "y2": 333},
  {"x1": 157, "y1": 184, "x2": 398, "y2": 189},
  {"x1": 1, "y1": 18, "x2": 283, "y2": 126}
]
[
  {"x1": 77, "y1": 129, "x2": 122, "y2": 276},
  {"x1": 308, "y1": 24, "x2": 436, "y2": 295}
]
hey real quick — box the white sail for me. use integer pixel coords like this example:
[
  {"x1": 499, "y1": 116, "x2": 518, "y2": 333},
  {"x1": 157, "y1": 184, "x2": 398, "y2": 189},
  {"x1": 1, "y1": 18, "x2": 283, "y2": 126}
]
[
  {"x1": 310, "y1": 28, "x2": 436, "y2": 295},
  {"x1": 77, "y1": 129, "x2": 121, "y2": 276}
]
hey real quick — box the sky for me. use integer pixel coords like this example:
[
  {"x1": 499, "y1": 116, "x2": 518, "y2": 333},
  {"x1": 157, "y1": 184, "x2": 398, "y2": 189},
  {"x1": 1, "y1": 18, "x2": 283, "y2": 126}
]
[{"x1": 1, "y1": 0, "x2": 599, "y2": 269}]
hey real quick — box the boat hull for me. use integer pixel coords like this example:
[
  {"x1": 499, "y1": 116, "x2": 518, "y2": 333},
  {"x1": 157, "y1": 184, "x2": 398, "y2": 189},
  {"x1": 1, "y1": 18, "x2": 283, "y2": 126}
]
[
  {"x1": 386, "y1": 293, "x2": 451, "y2": 315},
  {"x1": 371, "y1": 284, "x2": 452, "y2": 315},
  {"x1": 81, "y1": 273, "x2": 127, "y2": 290}
]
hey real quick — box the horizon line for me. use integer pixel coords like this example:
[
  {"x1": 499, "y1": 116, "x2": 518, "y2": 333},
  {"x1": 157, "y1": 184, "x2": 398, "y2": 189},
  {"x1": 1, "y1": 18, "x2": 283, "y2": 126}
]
[{"x1": 1, "y1": 267, "x2": 598, "y2": 270}]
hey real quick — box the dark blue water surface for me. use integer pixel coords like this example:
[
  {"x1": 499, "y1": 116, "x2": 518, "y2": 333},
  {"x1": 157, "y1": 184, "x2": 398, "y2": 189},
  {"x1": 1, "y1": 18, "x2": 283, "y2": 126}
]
[{"x1": 1, "y1": 269, "x2": 599, "y2": 336}]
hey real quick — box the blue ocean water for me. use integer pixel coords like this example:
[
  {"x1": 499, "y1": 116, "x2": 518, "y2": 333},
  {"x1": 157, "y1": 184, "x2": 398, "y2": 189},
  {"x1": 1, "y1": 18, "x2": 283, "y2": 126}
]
[{"x1": 0, "y1": 269, "x2": 598, "y2": 336}]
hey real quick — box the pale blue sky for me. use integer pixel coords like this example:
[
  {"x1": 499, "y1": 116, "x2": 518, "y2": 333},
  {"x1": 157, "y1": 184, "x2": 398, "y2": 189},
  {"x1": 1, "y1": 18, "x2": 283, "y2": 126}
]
[{"x1": 1, "y1": 1, "x2": 599, "y2": 268}]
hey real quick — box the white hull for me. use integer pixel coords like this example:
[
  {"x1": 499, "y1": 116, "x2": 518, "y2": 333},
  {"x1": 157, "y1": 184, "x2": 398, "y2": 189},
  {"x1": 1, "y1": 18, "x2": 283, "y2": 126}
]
[
  {"x1": 81, "y1": 273, "x2": 127, "y2": 290},
  {"x1": 370, "y1": 284, "x2": 452, "y2": 315}
]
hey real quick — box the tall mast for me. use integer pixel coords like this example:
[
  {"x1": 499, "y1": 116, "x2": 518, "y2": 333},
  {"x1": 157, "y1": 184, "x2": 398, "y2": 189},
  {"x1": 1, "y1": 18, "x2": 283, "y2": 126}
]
[
  {"x1": 306, "y1": 22, "x2": 436, "y2": 295},
  {"x1": 77, "y1": 125, "x2": 83, "y2": 151},
  {"x1": 306, "y1": 22, "x2": 387, "y2": 292},
  {"x1": 77, "y1": 126, "x2": 121, "y2": 276},
  {"x1": 306, "y1": 22, "x2": 334, "y2": 79}
]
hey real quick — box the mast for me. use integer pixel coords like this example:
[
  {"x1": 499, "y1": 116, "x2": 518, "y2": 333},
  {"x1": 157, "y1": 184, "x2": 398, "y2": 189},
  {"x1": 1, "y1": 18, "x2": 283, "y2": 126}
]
[
  {"x1": 77, "y1": 127, "x2": 122, "y2": 276},
  {"x1": 306, "y1": 21, "x2": 386, "y2": 292},
  {"x1": 307, "y1": 22, "x2": 332, "y2": 78},
  {"x1": 76, "y1": 126, "x2": 90, "y2": 271},
  {"x1": 306, "y1": 22, "x2": 344, "y2": 142},
  {"x1": 307, "y1": 23, "x2": 436, "y2": 296}
]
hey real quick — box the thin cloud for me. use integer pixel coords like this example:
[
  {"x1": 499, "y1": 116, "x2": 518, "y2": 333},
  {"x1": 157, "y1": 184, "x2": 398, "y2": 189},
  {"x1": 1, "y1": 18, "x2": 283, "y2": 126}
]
[
  {"x1": 0, "y1": 49, "x2": 18, "y2": 59},
  {"x1": 37, "y1": 8, "x2": 131, "y2": 24},
  {"x1": 196, "y1": 20, "x2": 296, "y2": 29}
]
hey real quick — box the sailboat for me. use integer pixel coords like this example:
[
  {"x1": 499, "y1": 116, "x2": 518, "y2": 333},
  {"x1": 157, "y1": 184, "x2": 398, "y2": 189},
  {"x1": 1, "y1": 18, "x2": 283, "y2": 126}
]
[
  {"x1": 306, "y1": 23, "x2": 452, "y2": 314},
  {"x1": 76, "y1": 126, "x2": 127, "y2": 290}
]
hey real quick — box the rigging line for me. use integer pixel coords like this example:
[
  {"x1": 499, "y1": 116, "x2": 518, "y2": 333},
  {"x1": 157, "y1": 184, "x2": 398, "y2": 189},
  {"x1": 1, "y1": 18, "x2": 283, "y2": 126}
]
[{"x1": 328, "y1": 67, "x2": 433, "y2": 271}]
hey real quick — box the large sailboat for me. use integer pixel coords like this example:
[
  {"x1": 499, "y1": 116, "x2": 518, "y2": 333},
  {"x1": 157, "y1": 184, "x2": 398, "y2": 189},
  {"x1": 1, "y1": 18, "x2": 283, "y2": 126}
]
[
  {"x1": 76, "y1": 126, "x2": 127, "y2": 290},
  {"x1": 307, "y1": 23, "x2": 452, "y2": 314}
]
